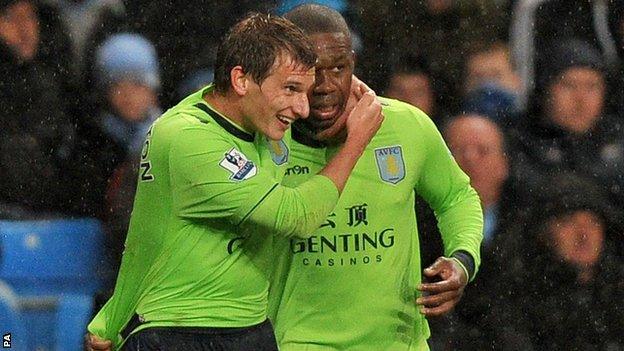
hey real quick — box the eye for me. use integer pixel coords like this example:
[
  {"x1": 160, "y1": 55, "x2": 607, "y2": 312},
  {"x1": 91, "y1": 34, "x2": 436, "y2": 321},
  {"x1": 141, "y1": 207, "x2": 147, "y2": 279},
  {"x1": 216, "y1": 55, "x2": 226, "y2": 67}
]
[
  {"x1": 330, "y1": 65, "x2": 345, "y2": 73},
  {"x1": 285, "y1": 85, "x2": 298, "y2": 93}
]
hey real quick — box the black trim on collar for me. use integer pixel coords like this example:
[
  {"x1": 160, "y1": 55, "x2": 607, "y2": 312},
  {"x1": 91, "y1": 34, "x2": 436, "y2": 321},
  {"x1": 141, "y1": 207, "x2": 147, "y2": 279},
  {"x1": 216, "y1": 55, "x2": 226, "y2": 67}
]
[{"x1": 193, "y1": 103, "x2": 254, "y2": 142}]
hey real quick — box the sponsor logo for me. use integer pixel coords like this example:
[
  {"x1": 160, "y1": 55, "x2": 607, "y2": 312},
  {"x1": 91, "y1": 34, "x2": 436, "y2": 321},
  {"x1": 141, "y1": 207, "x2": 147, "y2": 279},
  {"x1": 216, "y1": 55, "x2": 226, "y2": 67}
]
[
  {"x1": 291, "y1": 229, "x2": 395, "y2": 254},
  {"x1": 219, "y1": 148, "x2": 257, "y2": 181},
  {"x1": 302, "y1": 255, "x2": 382, "y2": 266},
  {"x1": 290, "y1": 228, "x2": 395, "y2": 267},
  {"x1": 140, "y1": 125, "x2": 155, "y2": 182},
  {"x1": 291, "y1": 205, "x2": 396, "y2": 267},
  {"x1": 284, "y1": 165, "x2": 310, "y2": 176},
  {"x1": 374, "y1": 146, "x2": 405, "y2": 184},
  {"x1": 346, "y1": 203, "x2": 368, "y2": 227}
]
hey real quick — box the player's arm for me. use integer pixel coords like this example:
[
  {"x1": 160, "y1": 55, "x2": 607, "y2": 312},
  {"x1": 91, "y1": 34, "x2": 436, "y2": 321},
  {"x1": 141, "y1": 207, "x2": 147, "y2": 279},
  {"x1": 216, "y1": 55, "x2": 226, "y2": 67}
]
[
  {"x1": 412, "y1": 110, "x2": 483, "y2": 316},
  {"x1": 172, "y1": 95, "x2": 382, "y2": 238},
  {"x1": 170, "y1": 129, "x2": 336, "y2": 239}
]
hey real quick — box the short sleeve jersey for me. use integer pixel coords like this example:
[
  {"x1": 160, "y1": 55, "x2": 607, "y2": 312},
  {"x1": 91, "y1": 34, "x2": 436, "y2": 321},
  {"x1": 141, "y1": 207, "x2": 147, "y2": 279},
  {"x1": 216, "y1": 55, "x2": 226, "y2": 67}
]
[
  {"x1": 268, "y1": 98, "x2": 483, "y2": 350},
  {"x1": 89, "y1": 85, "x2": 291, "y2": 347}
]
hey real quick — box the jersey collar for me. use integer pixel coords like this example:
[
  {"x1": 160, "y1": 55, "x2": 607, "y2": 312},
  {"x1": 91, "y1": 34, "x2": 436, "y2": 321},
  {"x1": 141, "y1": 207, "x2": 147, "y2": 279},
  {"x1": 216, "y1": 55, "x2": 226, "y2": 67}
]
[{"x1": 193, "y1": 102, "x2": 255, "y2": 142}]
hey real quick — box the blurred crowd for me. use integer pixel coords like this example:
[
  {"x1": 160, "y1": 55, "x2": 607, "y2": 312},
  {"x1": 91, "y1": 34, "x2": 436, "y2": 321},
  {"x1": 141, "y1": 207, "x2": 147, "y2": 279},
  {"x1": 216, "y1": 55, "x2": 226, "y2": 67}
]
[{"x1": 1, "y1": 0, "x2": 623, "y2": 349}]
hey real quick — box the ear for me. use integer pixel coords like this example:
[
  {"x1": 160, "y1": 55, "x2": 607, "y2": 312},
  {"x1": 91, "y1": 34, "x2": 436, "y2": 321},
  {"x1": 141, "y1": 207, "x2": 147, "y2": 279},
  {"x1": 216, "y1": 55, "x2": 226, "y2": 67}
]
[{"x1": 230, "y1": 66, "x2": 249, "y2": 96}]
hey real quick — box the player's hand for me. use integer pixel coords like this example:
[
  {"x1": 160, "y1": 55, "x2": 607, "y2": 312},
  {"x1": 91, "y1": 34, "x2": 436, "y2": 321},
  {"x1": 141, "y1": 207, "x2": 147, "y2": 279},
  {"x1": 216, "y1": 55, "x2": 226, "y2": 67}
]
[
  {"x1": 416, "y1": 256, "x2": 468, "y2": 317},
  {"x1": 343, "y1": 75, "x2": 374, "y2": 117},
  {"x1": 84, "y1": 333, "x2": 112, "y2": 351},
  {"x1": 317, "y1": 75, "x2": 374, "y2": 142},
  {"x1": 351, "y1": 75, "x2": 373, "y2": 100},
  {"x1": 344, "y1": 90, "x2": 383, "y2": 150}
]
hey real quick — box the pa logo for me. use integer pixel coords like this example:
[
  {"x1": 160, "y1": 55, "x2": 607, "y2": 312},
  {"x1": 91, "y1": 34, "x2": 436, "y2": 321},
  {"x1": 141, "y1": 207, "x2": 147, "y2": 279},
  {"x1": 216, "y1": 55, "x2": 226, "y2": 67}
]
[{"x1": 3, "y1": 333, "x2": 11, "y2": 348}]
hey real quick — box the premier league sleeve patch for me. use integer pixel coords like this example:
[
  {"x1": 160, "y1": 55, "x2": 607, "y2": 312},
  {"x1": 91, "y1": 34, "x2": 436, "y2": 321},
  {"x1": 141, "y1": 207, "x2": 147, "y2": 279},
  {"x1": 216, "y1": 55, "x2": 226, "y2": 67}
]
[
  {"x1": 219, "y1": 148, "x2": 257, "y2": 181},
  {"x1": 374, "y1": 145, "x2": 405, "y2": 184},
  {"x1": 265, "y1": 137, "x2": 289, "y2": 165}
]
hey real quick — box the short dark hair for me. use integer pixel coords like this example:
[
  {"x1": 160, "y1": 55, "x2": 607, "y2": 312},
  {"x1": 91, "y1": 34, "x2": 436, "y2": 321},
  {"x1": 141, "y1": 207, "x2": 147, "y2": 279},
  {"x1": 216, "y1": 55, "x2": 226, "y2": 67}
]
[
  {"x1": 213, "y1": 13, "x2": 317, "y2": 94},
  {"x1": 284, "y1": 4, "x2": 351, "y2": 39}
]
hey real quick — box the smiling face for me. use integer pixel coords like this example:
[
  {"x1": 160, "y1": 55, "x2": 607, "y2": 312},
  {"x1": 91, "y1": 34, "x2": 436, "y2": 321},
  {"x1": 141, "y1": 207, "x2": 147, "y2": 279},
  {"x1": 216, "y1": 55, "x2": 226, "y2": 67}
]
[
  {"x1": 241, "y1": 54, "x2": 315, "y2": 140},
  {"x1": 297, "y1": 32, "x2": 354, "y2": 142}
]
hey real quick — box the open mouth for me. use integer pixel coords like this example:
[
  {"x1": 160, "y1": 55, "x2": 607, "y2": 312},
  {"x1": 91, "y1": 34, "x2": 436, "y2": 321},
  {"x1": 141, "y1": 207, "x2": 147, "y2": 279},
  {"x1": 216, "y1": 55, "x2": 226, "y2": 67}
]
[
  {"x1": 277, "y1": 115, "x2": 295, "y2": 127},
  {"x1": 311, "y1": 104, "x2": 339, "y2": 121}
]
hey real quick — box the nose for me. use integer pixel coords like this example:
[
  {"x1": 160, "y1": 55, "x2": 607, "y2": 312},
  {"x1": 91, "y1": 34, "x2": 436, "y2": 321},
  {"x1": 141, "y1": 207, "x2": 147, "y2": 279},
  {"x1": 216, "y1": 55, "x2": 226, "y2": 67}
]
[
  {"x1": 292, "y1": 92, "x2": 310, "y2": 119},
  {"x1": 461, "y1": 146, "x2": 481, "y2": 164},
  {"x1": 313, "y1": 70, "x2": 335, "y2": 95}
]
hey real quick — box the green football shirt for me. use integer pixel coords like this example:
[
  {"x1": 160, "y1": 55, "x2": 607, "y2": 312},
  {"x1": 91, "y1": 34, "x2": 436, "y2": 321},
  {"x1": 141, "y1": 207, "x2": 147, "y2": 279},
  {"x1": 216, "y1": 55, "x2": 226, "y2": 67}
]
[
  {"x1": 269, "y1": 98, "x2": 483, "y2": 350},
  {"x1": 88, "y1": 85, "x2": 339, "y2": 348}
]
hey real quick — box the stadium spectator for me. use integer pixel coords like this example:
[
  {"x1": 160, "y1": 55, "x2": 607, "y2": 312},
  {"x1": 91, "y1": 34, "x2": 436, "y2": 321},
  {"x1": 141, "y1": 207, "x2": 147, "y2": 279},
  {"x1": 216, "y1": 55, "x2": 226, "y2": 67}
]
[
  {"x1": 94, "y1": 33, "x2": 162, "y2": 157},
  {"x1": 357, "y1": 0, "x2": 511, "y2": 112},
  {"x1": 481, "y1": 174, "x2": 624, "y2": 350},
  {"x1": 444, "y1": 114, "x2": 514, "y2": 249},
  {"x1": 385, "y1": 53, "x2": 448, "y2": 125},
  {"x1": 427, "y1": 113, "x2": 534, "y2": 350},
  {"x1": 0, "y1": 0, "x2": 103, "y2": 217},
  {"x1": 509, "y1": 38, "x2": 624, "y2": 230},
  {"x1": 509, "y1": 0, "x2": 623, "y2": 110},
  {"x1": 92, "y1": 32, "x2": 163, "y2": 288},
  {"x1": 44, "y1": 0, "x2": 126, "y2": 74},
  {"x1": 461, "y1": 41, "x2": 521, "y2": 123}
]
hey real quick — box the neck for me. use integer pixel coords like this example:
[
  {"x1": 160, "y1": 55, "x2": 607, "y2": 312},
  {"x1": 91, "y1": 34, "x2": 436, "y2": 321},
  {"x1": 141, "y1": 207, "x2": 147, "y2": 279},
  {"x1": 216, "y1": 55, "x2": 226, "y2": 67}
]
[
  {"x1": 479, "y1": 184, "x2": 503, "y2": 209},
  {"x1": 203, "y1": 90, "x2": 251, "y2": 133},
  {"x1": 292, "y1": 122, "x2": 326, "y2": 148}
]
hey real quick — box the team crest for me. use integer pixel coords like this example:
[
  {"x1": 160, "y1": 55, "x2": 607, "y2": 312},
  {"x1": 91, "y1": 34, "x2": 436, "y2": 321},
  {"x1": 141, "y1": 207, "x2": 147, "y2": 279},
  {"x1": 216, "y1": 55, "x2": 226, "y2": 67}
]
[
  {"x1": 266, "y1": 138, "x2": 289, "y2": 165},
  {"x1": 374, "y1": 145, "x2": 405, "y2": 184},
  {"x1": 219, "y1": 148, "x2": 257, "y2": 181}
]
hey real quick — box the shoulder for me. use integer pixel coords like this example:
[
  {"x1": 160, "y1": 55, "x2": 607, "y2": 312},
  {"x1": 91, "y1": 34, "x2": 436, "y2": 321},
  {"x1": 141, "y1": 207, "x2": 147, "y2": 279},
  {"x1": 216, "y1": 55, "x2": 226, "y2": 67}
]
[
  {"x1": 378, "y1": 96, "x2": 439, "y2": 136},
  {"x1": 150, "y1": 104, "x2": 230, "y2": 147},
  {"x1": 159, "y1": 101, "x2": 224, "y2": 131}
]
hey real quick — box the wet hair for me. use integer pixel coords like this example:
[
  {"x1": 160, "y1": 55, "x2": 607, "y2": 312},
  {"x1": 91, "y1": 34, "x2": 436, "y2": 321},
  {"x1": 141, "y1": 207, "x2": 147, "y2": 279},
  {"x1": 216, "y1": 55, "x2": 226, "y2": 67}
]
[
  {"x1": 213, "y1": 12, "x2": 317, "y2": 94},
  {"x1": 283, "y1": 4, "x2": 351, "y2": 40}
]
